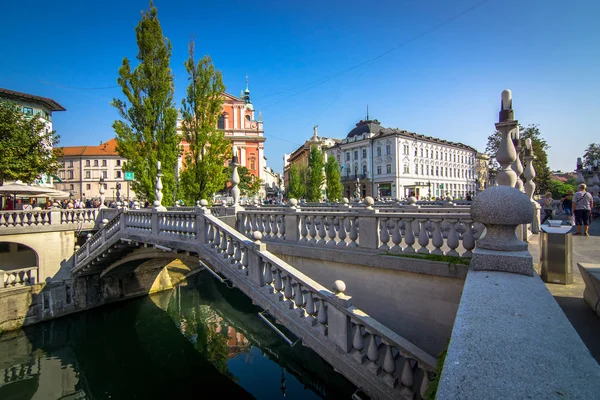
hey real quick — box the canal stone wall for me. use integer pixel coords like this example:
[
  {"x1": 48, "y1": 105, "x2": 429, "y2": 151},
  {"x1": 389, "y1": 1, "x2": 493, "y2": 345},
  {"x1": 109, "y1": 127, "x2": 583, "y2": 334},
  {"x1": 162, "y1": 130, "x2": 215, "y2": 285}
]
[{"x1": 267, "y1": 242, "x2": 465, "y2": 356}]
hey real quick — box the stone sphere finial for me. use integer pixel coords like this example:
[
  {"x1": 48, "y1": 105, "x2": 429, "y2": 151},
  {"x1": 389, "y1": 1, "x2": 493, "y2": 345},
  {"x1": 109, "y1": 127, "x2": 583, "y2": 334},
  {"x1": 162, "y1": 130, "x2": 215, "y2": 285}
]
[
  {"x1": 200, "y1": 199, "x2": 208, "y2": 207},
  {"x1": 252, "y1": 231, "x2": 263, "y2": 242},
  {"x1": 342, "y1": 197, "x2": 349, "y2": 205},
  {"x1": 87, "y1": 233, "x2": 92, "y2": 239},
  {"x1": 289, "y1": 198, "x2": 298, "y2": 207},
  {"x1": 501, "y1": 89, "x2": 512, "y2": 110},
  {"x1": 365, "y1": 196, "x2": 374, "y2": 209},
  {"x1": 408, "y1": 196, "x2": 417, "y2": 206},
  {"x1": 471, "y1": 186, "x2": 532, "y2": 252},
  {"x1": 333, "y1": 280, "x2": 346, "y2": 294},
  {"x1": 446, "y1": 194, "x2": 453, "y2": 202},
  {"x1": 74, "y1": 245, "x2": 80, "y2": 250}
]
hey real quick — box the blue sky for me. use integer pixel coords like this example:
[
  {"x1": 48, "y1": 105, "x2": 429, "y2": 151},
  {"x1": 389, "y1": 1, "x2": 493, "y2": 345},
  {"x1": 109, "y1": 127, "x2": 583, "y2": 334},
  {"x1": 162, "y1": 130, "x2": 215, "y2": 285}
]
[{"x1": 1, "y1": 0, "x2": 598, "y2": 173}]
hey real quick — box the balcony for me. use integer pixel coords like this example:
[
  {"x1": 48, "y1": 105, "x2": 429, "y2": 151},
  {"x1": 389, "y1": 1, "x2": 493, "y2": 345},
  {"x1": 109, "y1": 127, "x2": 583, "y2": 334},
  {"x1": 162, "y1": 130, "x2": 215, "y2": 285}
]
[{"x1": 341, "y1": 173, "x2": 368, "y2": 182}]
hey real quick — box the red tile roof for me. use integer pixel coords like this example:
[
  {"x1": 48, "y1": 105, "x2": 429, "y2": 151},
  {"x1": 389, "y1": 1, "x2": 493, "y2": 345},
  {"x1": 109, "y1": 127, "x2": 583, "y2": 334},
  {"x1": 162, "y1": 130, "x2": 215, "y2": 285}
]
[{"x1": 58, "y1": 139, "x2": 120, "y2": 157}]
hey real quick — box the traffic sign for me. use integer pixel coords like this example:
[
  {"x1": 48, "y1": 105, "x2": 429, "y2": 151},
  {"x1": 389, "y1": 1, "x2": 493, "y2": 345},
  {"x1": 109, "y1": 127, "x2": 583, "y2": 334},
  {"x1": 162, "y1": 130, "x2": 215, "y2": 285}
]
[{"x1": 125, "y1": 171, "x2": 135, "y2": 181}]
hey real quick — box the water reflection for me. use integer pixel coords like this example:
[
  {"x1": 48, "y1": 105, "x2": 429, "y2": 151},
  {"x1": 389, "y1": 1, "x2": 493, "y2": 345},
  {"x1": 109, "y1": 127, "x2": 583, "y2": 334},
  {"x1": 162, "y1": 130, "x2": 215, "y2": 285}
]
[{"x1": 0, "y1": 272, "x2": 356, "y2": 400}]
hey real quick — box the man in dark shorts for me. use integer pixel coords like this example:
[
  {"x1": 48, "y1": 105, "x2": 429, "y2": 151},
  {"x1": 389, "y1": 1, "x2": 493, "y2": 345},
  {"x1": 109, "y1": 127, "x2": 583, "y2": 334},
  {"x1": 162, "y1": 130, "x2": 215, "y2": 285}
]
[{"x1": 573, "y1": 184, "x2": 594, "y2": 236}]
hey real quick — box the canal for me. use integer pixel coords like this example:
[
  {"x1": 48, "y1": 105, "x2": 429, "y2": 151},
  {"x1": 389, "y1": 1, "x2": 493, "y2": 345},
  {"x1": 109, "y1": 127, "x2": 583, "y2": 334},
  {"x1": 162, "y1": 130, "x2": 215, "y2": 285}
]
[{"x1": 0, "y1": 272, "x2": 357, "y2": 399}]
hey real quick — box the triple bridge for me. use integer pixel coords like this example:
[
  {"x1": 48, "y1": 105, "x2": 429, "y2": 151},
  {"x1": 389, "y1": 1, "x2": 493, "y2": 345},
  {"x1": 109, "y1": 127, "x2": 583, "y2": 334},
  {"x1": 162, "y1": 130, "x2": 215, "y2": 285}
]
[{"x1": 73, "y1": 206, "x2": 442, "y2": 400}]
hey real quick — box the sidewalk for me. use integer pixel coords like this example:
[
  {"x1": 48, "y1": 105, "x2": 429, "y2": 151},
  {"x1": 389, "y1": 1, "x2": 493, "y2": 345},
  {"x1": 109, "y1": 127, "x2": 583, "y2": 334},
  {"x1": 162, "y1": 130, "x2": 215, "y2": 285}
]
[{"x1": 528, "y1": 218, "x2": 600, "y2": 363}]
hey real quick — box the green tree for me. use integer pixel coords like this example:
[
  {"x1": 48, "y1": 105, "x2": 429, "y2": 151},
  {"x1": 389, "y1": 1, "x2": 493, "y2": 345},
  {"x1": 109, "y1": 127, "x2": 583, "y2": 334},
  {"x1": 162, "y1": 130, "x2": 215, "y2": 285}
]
[
  {"x1": 306, "y1": 145, "x2": 325, "y2": 202},
  {"x1": 325, "y1": 155, "x2": 343, "y2": 201},
  {"x1": 112, "y1": 1, "x2": 179, "y2": 204},
  {"x1": 548, "y1": 179, "x2": 576, "y2": 199},
  {"x1": 484, "y1": 124, "x2": 552, "y2": 195},
  {"x1": 179, "y1": 42, "x2": 230, "y2": 204},
  {"x1": 287, "y1": 164, "x2": 305, "y2": 199},
  {"x1": 583, "y1": 143, "x2": 600, "y2": 168},
  {"x1": 0, "y1": 100, "x2": 61, "y2": 185}
]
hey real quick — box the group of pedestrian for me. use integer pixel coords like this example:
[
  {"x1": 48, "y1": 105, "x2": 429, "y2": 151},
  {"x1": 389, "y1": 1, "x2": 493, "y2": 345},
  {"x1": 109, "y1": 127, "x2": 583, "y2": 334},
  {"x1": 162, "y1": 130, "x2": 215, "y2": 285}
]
[{"x1": 541, "y1": 184, "x2": 594, "y2": 236}]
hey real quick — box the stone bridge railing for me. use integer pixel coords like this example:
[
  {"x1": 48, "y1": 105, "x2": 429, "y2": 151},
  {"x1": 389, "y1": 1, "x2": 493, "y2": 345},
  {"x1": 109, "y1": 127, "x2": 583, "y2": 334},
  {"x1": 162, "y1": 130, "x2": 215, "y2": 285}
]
[
  {"x1": 237, "y1": 208, "x2": 484, "y2": 258},
  {"x1": 0, "y1": 209, "x2": 100, "y2": 234},
  {"x1": 73, "y1": 208, "x2": 436, "y2": 400},
  {"x1": 0, "y1": 266, "x2": 38, "y2": 289}
]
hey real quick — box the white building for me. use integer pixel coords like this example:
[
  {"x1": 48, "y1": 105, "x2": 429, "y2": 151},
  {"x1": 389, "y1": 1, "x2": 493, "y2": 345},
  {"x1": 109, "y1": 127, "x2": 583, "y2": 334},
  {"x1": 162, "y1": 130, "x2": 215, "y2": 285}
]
[
  {"x1": 0, "y1": 88, "x2": 66, "y2": 187},
  {"x1": 326, "y1": 119, "x2": 478, "y2": 200}
]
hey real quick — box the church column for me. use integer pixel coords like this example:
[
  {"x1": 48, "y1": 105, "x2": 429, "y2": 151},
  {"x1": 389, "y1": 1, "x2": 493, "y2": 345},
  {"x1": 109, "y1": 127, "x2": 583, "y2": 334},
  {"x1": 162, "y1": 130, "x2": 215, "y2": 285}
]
[{"x1": 233, "y1": 106, "x2": 238, "y2": 130}]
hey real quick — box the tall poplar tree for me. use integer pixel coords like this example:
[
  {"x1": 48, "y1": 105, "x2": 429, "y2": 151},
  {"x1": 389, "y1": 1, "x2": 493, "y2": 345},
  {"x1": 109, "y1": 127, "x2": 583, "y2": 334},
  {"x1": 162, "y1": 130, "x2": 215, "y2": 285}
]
[
  {"x1": 287, "y1": 165, "x2": 305, "y2": 199},
  {"x1": 112, "y1": 1, "x2": 179, "y2": 204},
  {"x1": 325, "y1": 155, "x2": 343, "y2": 202},
  {"x1": 307, "y1": 145, "x2": 325, "y2": 202},
  {"x1": 179, "y1": 42, "x2": 230, "y2": 204}
]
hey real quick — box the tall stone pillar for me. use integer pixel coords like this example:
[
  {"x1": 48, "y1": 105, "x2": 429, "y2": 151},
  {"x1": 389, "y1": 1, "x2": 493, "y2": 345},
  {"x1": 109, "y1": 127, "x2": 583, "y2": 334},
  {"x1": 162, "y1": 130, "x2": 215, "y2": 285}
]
[
  {"x1": 470, "y1": 90, "x2": 534, "y2": 276},
  {"x1": 153, "y1": 161, "x2": 166, "y2": 211},
  {"x1": 495, "y1": 90, "x2": 519, "y2": 187}
]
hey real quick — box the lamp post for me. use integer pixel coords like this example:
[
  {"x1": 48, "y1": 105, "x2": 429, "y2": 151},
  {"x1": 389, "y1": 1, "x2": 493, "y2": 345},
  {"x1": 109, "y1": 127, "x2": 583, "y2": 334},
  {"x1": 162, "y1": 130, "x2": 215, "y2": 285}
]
[
  {"x1": 116, "y1": 183, "x2": 121, "y2": 203},
  {"x1": 427, "y1": 180, "x2": 432, "y2": 199}
]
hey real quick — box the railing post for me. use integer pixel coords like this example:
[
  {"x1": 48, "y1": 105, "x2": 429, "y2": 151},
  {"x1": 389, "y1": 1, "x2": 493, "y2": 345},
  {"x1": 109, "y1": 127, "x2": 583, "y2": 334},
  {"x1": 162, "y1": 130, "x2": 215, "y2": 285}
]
[
  {"x1": 120, "y1": 209, "x2": 127, "y2": 232},
  {"x1": 248, "y1": 232, "x2": 266, "y2": 286},
  {"x1": 151, "y1": 210, "x2": 159, "y2": 236},
  {"x1": 327, "y1": 280, "x2": 353, "y2": 352},
  {"x1": 50, "y1": 210, "x2": 61, "y2": 226},
  {"x1": 196, "y1": 205, "x2": 209, "y2": 244},
  {"x1": 357, "y1": 197, "x2": 379, "y2": 250},
  {"x1": 284, "y1": 207, "x2": 300, "y2": 242}
]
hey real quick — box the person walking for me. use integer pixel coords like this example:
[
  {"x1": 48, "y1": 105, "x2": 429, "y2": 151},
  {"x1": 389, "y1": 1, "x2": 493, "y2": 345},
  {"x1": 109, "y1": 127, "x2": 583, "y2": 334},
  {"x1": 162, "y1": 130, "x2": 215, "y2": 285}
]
[
  {"x1": 561, "y1": 190, "x2": 574, "y2": 225},
  {"x1": 541, "y1": 192, "x2": 554, "y2": 224},
  {"x1": 573, "y1": 184, "x2": 594, "y2": 236}
]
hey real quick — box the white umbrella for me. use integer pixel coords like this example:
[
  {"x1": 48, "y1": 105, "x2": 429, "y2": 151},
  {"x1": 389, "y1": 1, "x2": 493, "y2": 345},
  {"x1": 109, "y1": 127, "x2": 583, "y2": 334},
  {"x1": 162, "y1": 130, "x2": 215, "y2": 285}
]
[{"x1": 0, "y1": 182, "x2": 61, "y2": 196}]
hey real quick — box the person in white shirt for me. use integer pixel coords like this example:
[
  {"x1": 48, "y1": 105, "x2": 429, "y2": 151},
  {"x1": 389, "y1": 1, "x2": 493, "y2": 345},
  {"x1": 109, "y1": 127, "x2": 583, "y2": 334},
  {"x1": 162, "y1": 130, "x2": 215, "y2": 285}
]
[{"x1": 573, "y1": 184, "x2": 594, "y2": 236}]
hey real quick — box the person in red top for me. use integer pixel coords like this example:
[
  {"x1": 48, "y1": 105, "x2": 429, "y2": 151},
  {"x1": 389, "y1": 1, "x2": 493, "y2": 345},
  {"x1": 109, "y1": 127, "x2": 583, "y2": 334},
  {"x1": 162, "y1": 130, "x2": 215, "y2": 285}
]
[{"x1": 4, "y1": 197, "x2": 14, "y2": 210}]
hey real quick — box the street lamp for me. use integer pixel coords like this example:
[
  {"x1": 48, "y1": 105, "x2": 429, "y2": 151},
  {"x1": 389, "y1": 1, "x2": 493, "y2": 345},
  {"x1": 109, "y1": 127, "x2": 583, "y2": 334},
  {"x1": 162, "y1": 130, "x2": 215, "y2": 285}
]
[
  {"x1": 99, "y1": 176, "x2": 106, "y2": 208},
  {"x1": 426, "y1": 181, "x2": 432, "y2": 199}
]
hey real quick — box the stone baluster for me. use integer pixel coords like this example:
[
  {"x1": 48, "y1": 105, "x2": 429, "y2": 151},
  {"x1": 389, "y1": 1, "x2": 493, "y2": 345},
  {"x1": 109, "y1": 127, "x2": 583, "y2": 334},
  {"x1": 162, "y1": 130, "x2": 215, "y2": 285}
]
[
  {"x1": 403, "y1": 218, "x2": 415, "y2": 253},
  {"x1": 317, "y1": 298, "x2": 328, "y2": 334},
  {"x1": 305, "y1": 291, "x2": 316, "y2": 318},
  {"x1": 337, "y1": 216, "x2": 347, "y2": 247},
  {"x1": 383, "y1": 343, "x2": 398, "y2": 388},
  {"x1": 390, "y1": 218, "x2": 402, "y2": 252},
  {"x1": 417, "y1": 218, "x2": 430, "y2": 254},
  {"x1": 431, "y1": 219, "x2": 444, "y2": 255},
  {"x1": 462, "y1": 220, "x2": 476, "y2": 258},
  {"x1": 495, "y1": 89, "x2": 519, "y2": 187},
  {"x1": 248, "y1": 232, "x2": 265, "y2": 286},
  {"x1": 327, "y1": 216, "x2": 337, "y2": 246},
  {"x1": 284, "y1": 274, "x2": 294, "y2": 301},
  {"x1": 263, "y1": 262, "x2": 273, "y2": 284},
  {"x1": 379, "y1": 217, "x2": 390, "y2": 250},
  {"x1": 274, "y1": 268, "x2": 283, "y2": 292},
  {"x1": 308, "y1": 216, "x2": 317, "y2": 245},
  {"x1": 226, "y1": 234, "x2": 235, "y2": 260},
  {"x1": 317, "y1": 216, "x2": 327, "y2": 245},
  {"x1": 294, "y1": 282, "x2": 305, "y2": 308},
  {"x1": 446, "y1": 219, "x2": 459, "y2": 257},
  {"x1": 523, "y1": 138, "x2": 540, "y2": 234},
  {"x1": 420, "y1": 370, "x2": 431, "y2": 399},
  {"x1": 234, "y1": 242, "x2": 243, "y2": 269},
  {"x1": 366, "y1": 332, "x2": 382, "y2": 374},
  {"x1": 300, "y1": 215, "x2": 309, "y2": 243},
  {"x1": 264, "y1": 215, "x2": 272, "y2": 238},
  {"x1": 401, "y1": 359, "x2": 415, "y2": 392},
  {"x1": 272, "y1": 215, "x2": 279, "y2": 238},
  {"x1": 352, "y1": 324, "x2": 366, "y2": 362},
  {"x1": 348, "y1": 217, "x2": 359, "y2": 248}
]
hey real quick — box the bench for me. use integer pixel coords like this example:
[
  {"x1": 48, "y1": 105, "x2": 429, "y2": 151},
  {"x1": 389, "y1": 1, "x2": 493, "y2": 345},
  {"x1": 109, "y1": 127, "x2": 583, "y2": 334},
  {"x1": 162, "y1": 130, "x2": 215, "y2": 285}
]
[{"x1": 578, "y1": 263, "x2": 600, "y2": 318}]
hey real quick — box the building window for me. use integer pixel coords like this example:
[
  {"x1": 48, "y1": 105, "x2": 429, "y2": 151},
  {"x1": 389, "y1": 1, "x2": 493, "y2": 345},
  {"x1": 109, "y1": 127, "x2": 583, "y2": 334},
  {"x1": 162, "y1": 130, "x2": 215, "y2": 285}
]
[
  {"x1": 386, "y1": 164, "x2": 392, "y2": 174},
  {"x1": 85, "y1": 171, "x2": 91, "y2": 179},
  {"x1": 415, "y1": 163, "x2": 418, "y2": 174},
  {"x1": 414, "y1": 148, "x2": 417, "y2": 156},
  {"x1": 377, "y1": 166, "x2": 382, "y2": 175},
  {"x1": 117, "y1": 160, "x2": 121, "y2": 166},
  {"x1": 68, "y1": 160, "x2": 73, "y2": 168},
  {"x1": 420, "y1": 148, "x2": 423, "y2": 157},
  {"x1": 218, "y1": 114, "x2": 225, "y2": 129},
  {"x1": 102, "y1": 160, "x2": 107, "y2": 167},
  {"x1": 69, "y1": 184, "x2": 74, "y2": 191},
  {"x1": 426, "y1": 149, "x2": 429, "y2": 158},
  {"x1": 420, "y1": 165, "x2": 424, "y2": 175},
  {"x1": 94, "y1": 160, "x2": 98, "y2": 167},
  {"x1": 362, "y1": 149, "x2": 367, "y2": 158},
  {"x1": 426, "y1": 165, "x2": 429, "y2": 175},
  {"x1": 403, "y1": 145, "x2": 409, "y2": 155},
  {"x1": 346, "y1": 152, "x2": 350, "y2": 161},
  {"x1": 86, "y1": 184, "x2": 91, "y2": 190},
  {"x1": 68, "y1": 171, "x2": 74, "y2": 180},
  {"x1": 102, "y1": 171, "x2": 108, "y2": 178},
  {"x1": 337, "y1": 155, "x2": 340, "y2": 162},
  {"x1": 436, "y1": 151, "x2": 439, "y2": 159},
  {"x1": 85, "y1": 160, "x2": 90, "y2": 167},
  {"x1": 250, "y1": 158, "x2": 256, "y2": 170},
  {"x1": 362, "y1": 164, "x2": 367, "y2": 176},
  {"x1": 386, "y1": 144, "x2": 391, "y2": 155},
  {"x1": 403, "y1": 164, "x2": 409, "y2": 174},
  {"x1": 377, "y1": 147, "x2": 382, "y2": 157},
  {"x1": 23, "y1": 107, "x2": 33, "y2": 116},
  {"x1": 354, "y1": 150, "x2": 358, "y2": 160},
  {"x1": 59, "y1": 171, "x2": 65, "y2": 179},
  {"x1": 116, "y1": 171, "x2": 122, "y2": 179}
]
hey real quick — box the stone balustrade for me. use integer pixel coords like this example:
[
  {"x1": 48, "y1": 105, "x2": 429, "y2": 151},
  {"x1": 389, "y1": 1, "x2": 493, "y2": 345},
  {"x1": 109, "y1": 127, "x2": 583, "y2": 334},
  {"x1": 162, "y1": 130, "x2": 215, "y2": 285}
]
[
  {"x1": 0, "y1": 266, "x2": 38, "y2": 289},
  {"x1": 0, "y1": 209, "x2": 100, "y2": 232},
  {"x1": 237, "y1": 208, "x2": 483, "y2": 258},
  {"x1": 73, "y1": 208, "x2": 437, "y2": 399}
]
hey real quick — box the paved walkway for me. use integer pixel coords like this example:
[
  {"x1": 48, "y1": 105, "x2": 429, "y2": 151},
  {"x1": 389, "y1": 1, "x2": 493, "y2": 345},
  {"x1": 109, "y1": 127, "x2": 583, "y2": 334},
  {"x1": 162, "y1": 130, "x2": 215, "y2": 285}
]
[{"x1": 528, "y1": 216, "x2": 600, "y2": 363}]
